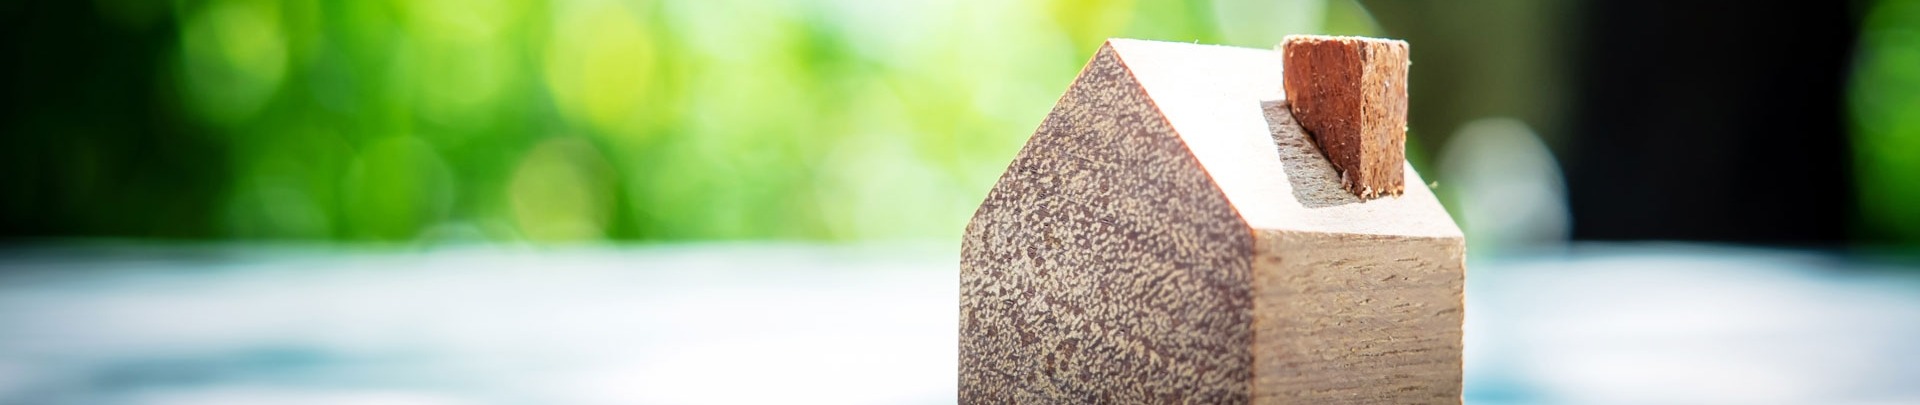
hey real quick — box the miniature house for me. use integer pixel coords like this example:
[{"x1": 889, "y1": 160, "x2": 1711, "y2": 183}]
[{"x1": 959, "y1": 39, "x2": 1464, "y2": 403}]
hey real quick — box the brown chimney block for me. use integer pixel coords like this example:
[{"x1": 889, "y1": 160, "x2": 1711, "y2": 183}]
[{"x1": 1281, "y1": 35, "x2": 1410, "y2": 200}]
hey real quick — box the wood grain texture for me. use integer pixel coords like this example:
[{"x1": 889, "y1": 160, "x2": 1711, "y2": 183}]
[
  {"x1": 1251, "y1": 230, "x2": 1463, "y2": 404},
  {"x1": 1281, "y1": 35, "x2": 1410, "y2": 200},
  {"x1": 961, "y1": 38, "x2": 1462, "y2": 404},
  {"x1": 1249, "y1": 96, "x2": 1464, "y2": 405},
  {"x1": 960, "y1": 42, "x2": 1255, "y2": 403}
]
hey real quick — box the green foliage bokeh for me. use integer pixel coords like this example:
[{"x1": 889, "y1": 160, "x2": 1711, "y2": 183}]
[
  {"x1": 1852, "y1": 0, "x2": 1920, "y2": 244},
  {"x1": 16, "y1": 0, "x2": 1919, "y2": 245},
  {"x1": 112, "y1": 0, "x2": 1374, "y2": 243}
]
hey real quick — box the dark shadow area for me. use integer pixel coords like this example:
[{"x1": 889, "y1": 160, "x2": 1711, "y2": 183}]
[
  {"x1": 0, "y1": 1, "x2": 228, "y2": 240},
  {"x1": 1361, "y1": 1, "x2": 1867, "y2": 247},
  {"x1": 1561, "y1": 2, "x2": 1857, "y2": 244}
]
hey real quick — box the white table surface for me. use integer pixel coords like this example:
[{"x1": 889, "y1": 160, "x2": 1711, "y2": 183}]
[{"x1": 0, "y1": 242, "x2": 1915, "y2": 404}]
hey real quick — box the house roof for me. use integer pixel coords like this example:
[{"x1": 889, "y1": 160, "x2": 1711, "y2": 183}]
[{"x1": 1104, "y1": 38, "x2": 1461, "y2": 238}]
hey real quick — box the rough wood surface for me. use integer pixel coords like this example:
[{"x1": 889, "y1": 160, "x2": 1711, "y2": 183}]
[
  {"x1": 1249, "y1": 101, "x2": 1463, "y2": 404},
  {"x1": 959, "y1": 42, "x2": 1255, "y2": 403},
  {"x1": 961, "y1": 38, "x2": 1462, "y2": 404},
  {"x1": 1251, "y1": 230, "x2": 1464, "y2": 403},
  {"x1": 1281, "y1": 35, "x2": 1410, "y2": 200}
]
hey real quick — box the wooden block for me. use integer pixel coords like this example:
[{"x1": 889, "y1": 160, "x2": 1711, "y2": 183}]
[
  {"x1": 960, "y1": 39, "x2": 1462, "y2": 404},
  {"x1": 1281, "y1": 35, "x2": 1410, "y2": 200}
]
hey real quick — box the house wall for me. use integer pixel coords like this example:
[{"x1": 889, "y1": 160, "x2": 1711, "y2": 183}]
[{"x1": 1250, "y1": 229, "x2": 1465, "y2": 404}]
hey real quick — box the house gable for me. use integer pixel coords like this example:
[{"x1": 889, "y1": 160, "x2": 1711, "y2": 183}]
[{"x1": 959, "y1": 41, "x2": 1255, "y2": 403}]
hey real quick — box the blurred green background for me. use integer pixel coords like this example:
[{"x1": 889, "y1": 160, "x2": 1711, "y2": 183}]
[
  {"x1": 1, "y1": 0, "x2": 1916, "y2": 246},
  {"x1": 0, "y1": 0, "x2": 1383, "y2": 243}
]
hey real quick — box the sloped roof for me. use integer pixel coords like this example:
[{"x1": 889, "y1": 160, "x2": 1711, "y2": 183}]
[{"x1": 1105, "y1": 38, "x2": 1461, "y2": 238}]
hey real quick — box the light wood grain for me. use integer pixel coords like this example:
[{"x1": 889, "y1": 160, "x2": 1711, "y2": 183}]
[{"x1": 1251, "y1": 230, "x2": 1464, "y2": 404}]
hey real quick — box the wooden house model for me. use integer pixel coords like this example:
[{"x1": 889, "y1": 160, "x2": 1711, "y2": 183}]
[{"x1": 959, "y1": 37, "x2": 1465, "y2": 403}]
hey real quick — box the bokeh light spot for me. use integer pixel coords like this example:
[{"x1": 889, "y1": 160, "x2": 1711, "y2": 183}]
[
  {"x1": 1211, "y1": 0, "x2": 1323, "y2": 47},
  {"x1": 404, "y1": 36, "x2": 518, "y2": 129},
  {"x1": 342, "y1": 136, "x2": 457, "y2": 241},
  {"x1": 178, "y1": 0, "x2": 288, "y2": 125},
  {"x1": 397, "y1": 0, "x2": 519, "y2": 43},
  {"x1": 546, "y1": 0, "x2": 657, "y2": 138},
  {"x1": 1851, "y1": 0, "x2": 1920, "y2": 241},
  {"x1": 509, "y1": 137, "x2": 617, "y2": 242}
]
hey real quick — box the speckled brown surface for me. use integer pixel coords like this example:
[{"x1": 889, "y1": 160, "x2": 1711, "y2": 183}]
[
  {"x1": 1280, "y1": 35, "x2": 1409, "y2": 200},
  {"x1": 959, "y1": 42, "x2": 1255, "y2": 403},
  {"x1": 961, "y1": 38, "x2": 1461, "y2": 404}
]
